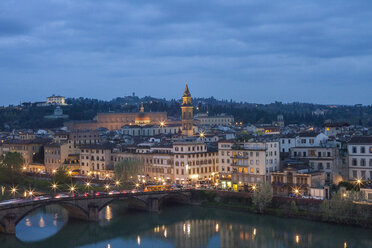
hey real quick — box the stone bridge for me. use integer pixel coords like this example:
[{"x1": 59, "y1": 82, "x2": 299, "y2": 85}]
[{"x1": 0, "y1": 190, "x2": 191, "y2": 235}]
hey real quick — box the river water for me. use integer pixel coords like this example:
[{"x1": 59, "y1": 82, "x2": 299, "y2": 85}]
[{"x1": 0, "y1": 202, "x2": 371, "y2": 248}]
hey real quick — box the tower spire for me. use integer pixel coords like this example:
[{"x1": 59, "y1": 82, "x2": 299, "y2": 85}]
[{"x1": 183, "y1": 83, "x2": 191, "y2": 97}]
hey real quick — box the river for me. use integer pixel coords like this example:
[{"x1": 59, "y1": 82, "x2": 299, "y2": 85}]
[{"x1": 0, "y1": 202, "x2": 371, "y2": 248}]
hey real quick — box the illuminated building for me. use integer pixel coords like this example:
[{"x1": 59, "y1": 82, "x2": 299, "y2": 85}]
[{"x1": 181, "y1": 84, "x2": 194, "y2": 137}]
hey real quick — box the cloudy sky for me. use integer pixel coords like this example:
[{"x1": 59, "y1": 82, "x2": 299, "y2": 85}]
[{"x1": 0, "y1": 0, "x2": 372, "y2": 106}]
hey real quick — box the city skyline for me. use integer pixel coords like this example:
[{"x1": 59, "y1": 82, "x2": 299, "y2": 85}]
[{"x1": 1, "y1": 1, "x2": 372, "y2": 106}]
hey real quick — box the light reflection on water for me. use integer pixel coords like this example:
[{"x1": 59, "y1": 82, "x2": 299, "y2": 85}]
[
  {"x1": 3, "y1": 204, "x2": 372, "y2": 248},
  {"x1": 16, "y1": 204, "x2": 68, "y2": 242}
]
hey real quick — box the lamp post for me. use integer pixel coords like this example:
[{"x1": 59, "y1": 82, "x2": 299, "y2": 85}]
[
  {"x1": 105, "y1": 184, "x2": 110, "y2": 192},
  {"x1": 115, "y1": 180, "x2": 120, "y2": 190},
  {"x1": 69, "y1": 185, "x2": 76, "y2": 196},
  {"x1": 10, "y1": 186, "x2": 17, "y2": 198},
  {"x1": 51, "y1": 183, "x2": 58, "y2": 195}
]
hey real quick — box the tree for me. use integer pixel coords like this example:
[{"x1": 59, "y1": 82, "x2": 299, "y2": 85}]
[
  {"x1": 252, "y1": 182, "x2": 273, "y2": 213},
  {"x1": 320, "y1": 190, "x2": 365, "y2": 222},
  {"x1": 290, "y1": 200, "x2": 298, "y2": 214},
  {"x1": 114, "y1": 159, "x2": 144, "y2": 186},
  {"x1": 54, "y1": 166, "x2": 71, "y2": 185},
  {"x1": 0, "y1": 152, "x2": 24, "y2": 184}
]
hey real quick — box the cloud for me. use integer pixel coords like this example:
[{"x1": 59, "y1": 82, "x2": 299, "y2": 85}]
[{"x1": 0, "y1": 0, "x2": 371, "y2": 105}]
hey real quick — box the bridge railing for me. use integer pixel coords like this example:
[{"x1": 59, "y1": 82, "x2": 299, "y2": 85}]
[{"x1": 0, "y1": 189, "x2": 192, "y2": 210}]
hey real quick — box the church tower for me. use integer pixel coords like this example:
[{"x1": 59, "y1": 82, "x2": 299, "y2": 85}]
[{"x1": 181, "y1": 84, "x2": 194, "y2": 136}]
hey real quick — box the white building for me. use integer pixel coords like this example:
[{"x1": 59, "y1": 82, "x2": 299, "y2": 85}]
[
  {"x1": 46, "y1": 95, "x2": 66, "y2": 105},
  {"x1": 194, "y1": 113, "x2": 234, "y2": 126},
  {"x1": 280, "y1": 132, "x2": 328, "y2": 153},
  {"x1": 348, "y1": 136, "x2": 372, "y2": 181},
  {"x1": 122, "y1": 124, "x2": 181, "y2": 137}
]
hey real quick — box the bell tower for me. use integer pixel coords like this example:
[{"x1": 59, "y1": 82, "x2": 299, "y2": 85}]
[{"x1": 181, "y1": 84, "x2": 194, "y2": 136}]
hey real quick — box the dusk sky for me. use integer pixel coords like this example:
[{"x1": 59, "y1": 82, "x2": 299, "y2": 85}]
[{"x1": 1, "y1": 0, "x2": 372, "y2": 106}]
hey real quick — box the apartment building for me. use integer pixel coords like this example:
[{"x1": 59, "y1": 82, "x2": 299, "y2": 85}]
[
  {"x1": 271, "y1": 166, "x2": 325, "y2": 196},
  {"x1": 79, "y1": 143, "x2": 116, "y2": 179},
  {"x1": 0, "y1": 139, "x2": 50, "y2": 172},
  {"x1": 348, "y1": 136, "x2": 372, "y2": 181},
  {"x1": 218, "y1": 140, "x2": 280, "y2": 190},
  {"x1": 290, "y1": 144, "x2": 347, "y2": 184},
  {"x1": 280, "y1": 132, "x2": 328, "y2": 153},
  {"x1": 44, "y1": 142, "x2": 79, "y2": 173},
  {"x1": 173, "y1": 141, "x2": 219, "y2": 184}
]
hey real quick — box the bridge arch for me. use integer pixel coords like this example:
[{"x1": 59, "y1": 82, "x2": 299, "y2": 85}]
[
  {"x1": 159, "y1": 192, "x2": 190, "y2": 208},
  {"x1": 14, "y1": 202, "x2": 89, "y2": 227},
  {"x1": 97, "y1": 196, "x2": 150, "y2": 212}
]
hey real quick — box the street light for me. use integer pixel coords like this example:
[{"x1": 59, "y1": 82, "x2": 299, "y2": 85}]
[
  {"x1": 29, "y1": 190, "x2": 34, "y2": 198},
  {"x1": 86, "y1": 181, "x2": 91, "y2": 189},
  {"x1": 10, "y1": 186, "x2": 17, "y2": 198},
  {"x1": 69, "y1": 185, "x2": 76, "y2": 195},
  {"x1": 105, "y1": 184, "x2": 110, "y2": 191},
  {"x1": 51, "y1": 183, "x2": 58, "y2": 194},
  {"x1": 252, "y1": 185, "x2": 256, "y2": 191}
]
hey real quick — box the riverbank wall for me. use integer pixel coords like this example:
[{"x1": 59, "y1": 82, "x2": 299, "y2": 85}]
[{"x1": 190, "y1": 190, "x2": 372, "y2": 229}]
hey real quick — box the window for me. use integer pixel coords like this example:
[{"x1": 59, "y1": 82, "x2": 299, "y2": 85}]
[
  {"x1": 361, "y1": 159, "x2": 366, "y2": 166},
  {"x1": 361, "y1": 147, "x2": 366, "y2": 153},
  {"x1": 353, "y1": 170, "x2": 357, "y2": 178},
  {"x1": 326, "y1": 163, "x2": 330, "y2": 169},
  {"x1": 352, "y1": 158, "x2": 357, "y2": 166},
  {"x1": 361, "y1": 170, "x2": 366, "y2": 179},
  {"x1": 352, "y1": 147, "x2": 357, "y2": 153},
  {"x1": 370, "y1": 159, "x2": 372, "y2": 167}
]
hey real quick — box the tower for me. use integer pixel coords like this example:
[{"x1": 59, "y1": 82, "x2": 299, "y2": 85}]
[
  {"x1": 140, "y1": 103, "x2": 144, "y2": 113},
  {"x1": 181, "y1": 84, "x2": 194, "y2": 136}
]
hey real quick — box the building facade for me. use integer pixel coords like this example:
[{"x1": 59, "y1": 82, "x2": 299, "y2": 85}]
[
  {"x1": 194, "y1": 114, "x2": 234, "y2": 126},
  {"x1": 46, "y1": 95, "x2": 66, "y2": 105},
  {"x1": 348, "y1": 136, "x2": 372, "y2": 181}
]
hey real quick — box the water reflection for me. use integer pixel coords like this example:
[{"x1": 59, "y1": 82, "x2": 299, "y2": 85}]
[
  {"x1": 1, "y1": 205, "x2": 372, "y2": 248},
  {"x1": 15, "y1": 204, "x2": 68, "y2": 242}
]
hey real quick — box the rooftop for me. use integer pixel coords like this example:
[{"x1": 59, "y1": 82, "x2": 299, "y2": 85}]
[{"x1": 349, "y1": 136, "x2": 372, "y2": 144}]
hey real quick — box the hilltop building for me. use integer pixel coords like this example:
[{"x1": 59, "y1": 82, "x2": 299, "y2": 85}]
[{"x1": 46, "y1": 95, "x2": 66, "y2": 105}]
